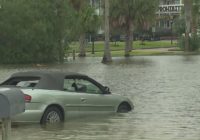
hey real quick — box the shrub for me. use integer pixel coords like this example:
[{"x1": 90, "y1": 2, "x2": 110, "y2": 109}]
[
  {"x1": 0, "y1": 0, "x2": 73, "y2": 64},
  {"x1": 178, "y1": 35, "x2": 200, "y2": 51}
]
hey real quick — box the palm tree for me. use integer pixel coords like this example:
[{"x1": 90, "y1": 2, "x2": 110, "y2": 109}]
[
  {"x1": 102, "y1": 0, "x2": 112, "y2": 63},
  {"x1": 69, "y1": 0, "x2": 86, "y2": 57},
  {"x1": 110, "y1": 0, "x2": 159, "y2": 57},
  {"x1": 69, "y1": 0, "x2": 100, "y2": 57}
]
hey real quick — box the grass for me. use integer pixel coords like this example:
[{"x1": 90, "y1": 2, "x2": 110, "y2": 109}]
[
  {"x1": 68, "y1": 40, "x2": 184, "y2": 57},
  {"x1": 69, "y1": 40, "x2": 176, "y2": 52},
  {"x1": 85, "y1": 50, "x2": 182, "y2": 57}
]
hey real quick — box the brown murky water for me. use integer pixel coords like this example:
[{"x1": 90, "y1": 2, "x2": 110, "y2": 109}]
[{"x1": 1, "y1": 56, "x2": 200, "y2": 140}]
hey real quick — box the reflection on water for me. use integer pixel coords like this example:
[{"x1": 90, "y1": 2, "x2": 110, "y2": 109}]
[{"x1": 1, "y1": 56, "x2": 200, "y2": 140}]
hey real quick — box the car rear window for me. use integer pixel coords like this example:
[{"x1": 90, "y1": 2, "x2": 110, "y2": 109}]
[{"x1": 1, "y1": 77, "x2": 40, "y2": 88}]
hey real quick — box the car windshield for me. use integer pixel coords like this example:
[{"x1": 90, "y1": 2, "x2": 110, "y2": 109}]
[{"x1": 1, "y1": 77, "x2": 40, "y2": 88}]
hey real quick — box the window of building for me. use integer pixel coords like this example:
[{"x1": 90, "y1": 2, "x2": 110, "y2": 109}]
[{"x1": 174, "y1": 0, "x2": 180, "y2": 4}]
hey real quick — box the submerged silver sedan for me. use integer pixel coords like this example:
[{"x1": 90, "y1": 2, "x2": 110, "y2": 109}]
[{"x1": 0, "y1": 71, "x2": 133, "y2": 124}]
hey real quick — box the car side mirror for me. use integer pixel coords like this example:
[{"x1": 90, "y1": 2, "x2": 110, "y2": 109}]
[{"x1": 104, "y1": 86, "x2": 111, "y2": 94}]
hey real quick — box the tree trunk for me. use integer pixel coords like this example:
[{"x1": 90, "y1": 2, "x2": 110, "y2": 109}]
[
  {"x1": 56, "y1": 0, "x2": 65, "y2": 63},
  {"x1": 184, "y1": 0, "x2": 192, "y2": 52},
  {"x1": 79, "y1": 33, "x2": 86, "y2": 57},
  {"x1": 102, "y1": 0, "x2": 112, "y2": 63},
  {"x1": 124, "y1": 21, "x2": 134, "y2": 57},
  {"x1": 58, "y1": 39, "x2": 64, "y2": 63}
]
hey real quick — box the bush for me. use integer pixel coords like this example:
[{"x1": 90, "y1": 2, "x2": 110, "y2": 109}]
[
  {"x1": 178, "y1": 35, "x2": 200, "y2": 51},
  {"x1": 0, "y1": 0, "x2": 73, "y2": 64}
]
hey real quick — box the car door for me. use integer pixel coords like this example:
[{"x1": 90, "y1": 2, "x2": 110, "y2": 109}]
[
  {"x1": 62, "y1": 78, "x2": 84, "y2": 117},
  {"x1": 73, "y1": 78, "x2": 116, "y2": 113}
]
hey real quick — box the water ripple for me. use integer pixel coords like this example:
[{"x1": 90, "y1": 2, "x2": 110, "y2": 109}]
[{"x1": 1, "y1": 56, "x2": 200, "y2": 140}]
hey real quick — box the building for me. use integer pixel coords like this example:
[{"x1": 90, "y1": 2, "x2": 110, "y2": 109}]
[
  {"x1": 90, "y1": 0, "x2": 104, "y2": 34},
  {"x1": 156, "y1": 0, "x2": 184, "y2": 30}
]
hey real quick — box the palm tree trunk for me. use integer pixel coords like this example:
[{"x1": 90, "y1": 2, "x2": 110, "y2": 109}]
[
  {"x1": 58, "y1": 39, "x2": 64, "y2": 63},
  {"x1": 102, "y1": 0, "x2": 112, "y2": 63},
  {"x1": 125, "y1": 21, "x2": 134, "y2": 57},
  {"x1": 184, "y1": 0, "x2": 192, "y2": 52},
  {"x1": 79, "y1": 33, "x2": 86, "y2": 57}
]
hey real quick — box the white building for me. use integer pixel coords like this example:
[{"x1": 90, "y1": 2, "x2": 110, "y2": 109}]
[{"x1": 156, "y1": 0, "x2": 184, "y2": 29}]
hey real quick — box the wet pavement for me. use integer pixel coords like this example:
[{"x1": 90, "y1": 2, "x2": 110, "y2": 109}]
[{"x1": 1, "y1": 56, "x2": 200, "y2": 140}]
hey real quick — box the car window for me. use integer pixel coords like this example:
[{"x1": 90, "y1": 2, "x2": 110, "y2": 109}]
[
  {"x1": 1, "y1": 77, "x2": 40, "y2": 88},
  {"x1": 76, "y1": 79, "x2": 103, "y2": 94},
  {"x1": 63, "y1": 78, "x2": 77, "y2": 92},
  {"x1": 64, "y1": 78, "x2": 102, "y2": 94},
  {"x1": 16, "y1": 80, "x2": 39, "y2": 88}
]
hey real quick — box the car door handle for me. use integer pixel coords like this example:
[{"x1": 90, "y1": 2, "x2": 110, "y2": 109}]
[{"x1": 81, "y1": 98, "x2": 87, "y2": 102}]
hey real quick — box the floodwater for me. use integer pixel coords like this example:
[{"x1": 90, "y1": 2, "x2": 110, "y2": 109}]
[{"x1": 1, "y1": 56, "x2": 200, "y2": 140}]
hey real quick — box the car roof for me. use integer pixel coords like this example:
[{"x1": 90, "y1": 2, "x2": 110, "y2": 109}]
[
  {"x1": 11, "y1": 71, "x2": 86, "y2": 78},
  {"x1": 6, "y1": 71, "x2": 88, "y2": 90}
]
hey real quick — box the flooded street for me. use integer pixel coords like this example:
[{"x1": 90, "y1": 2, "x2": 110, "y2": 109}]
[{"x1": 1, "y1": 56, "x2": 200, "y2": 140}]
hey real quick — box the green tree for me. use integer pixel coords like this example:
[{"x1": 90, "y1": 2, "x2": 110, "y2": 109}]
[
  {"x1": 183, "y1": 0, "x2": 200, "y2": 51},
  {"x1": 110, "y1": 0, "x2": 159, "y2": 57},
  {"x1": 174, "y1": 0, "x2": 200, "y2": 51},
  {"x1": 0, "y1": 0, "x2": 73, "y2": 64},
  {"x1": 70, "y1": 0, "x2": 100, "y2": 57},
  {"x1": 191, "y1": 0, "x2": 200, "y2": 37}
]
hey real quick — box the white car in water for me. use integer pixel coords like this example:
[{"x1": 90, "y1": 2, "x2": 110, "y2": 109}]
[{"x1": 0, "y1": 71, "x2": 134, "y2": 124}]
